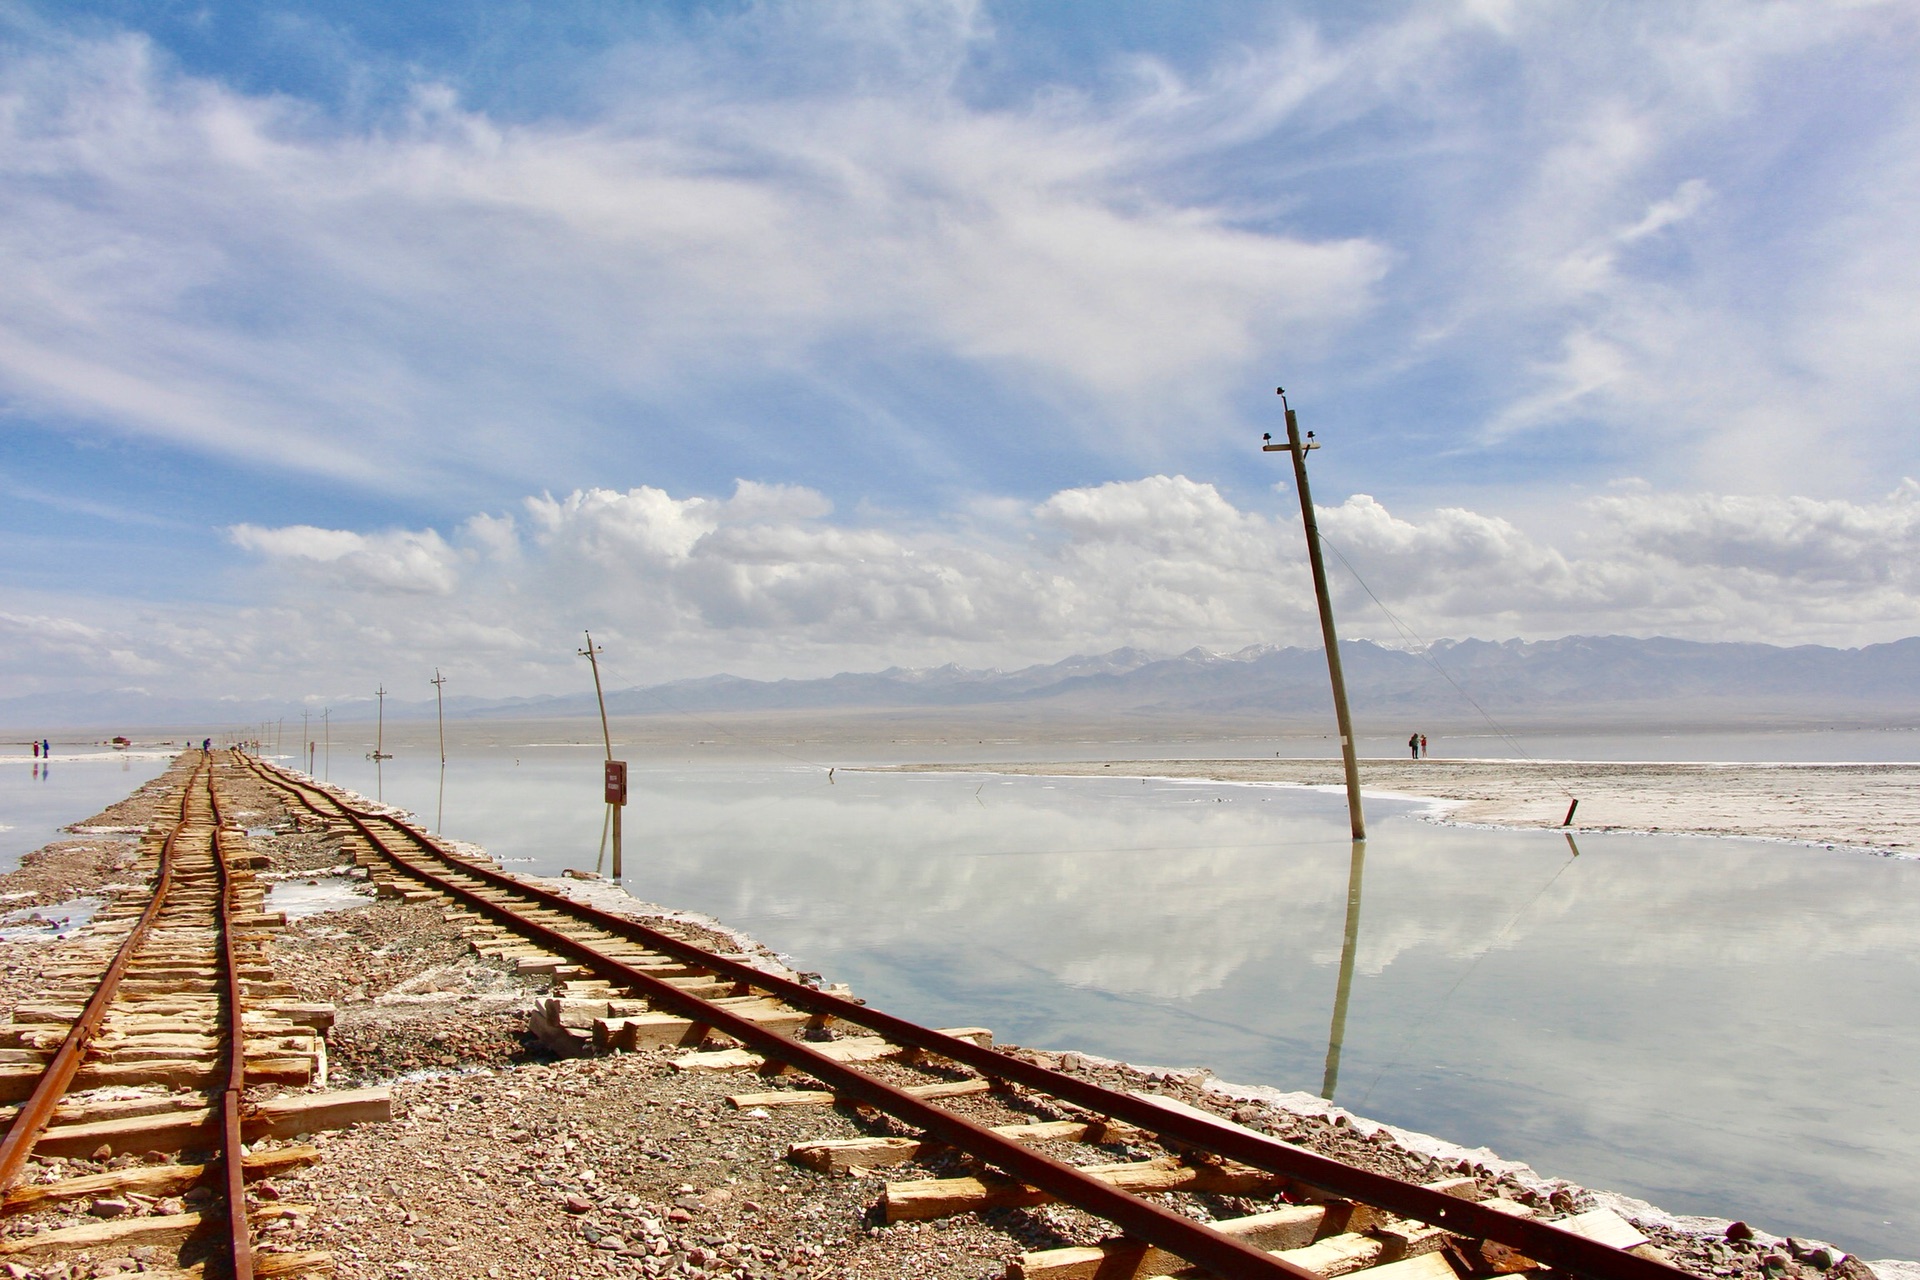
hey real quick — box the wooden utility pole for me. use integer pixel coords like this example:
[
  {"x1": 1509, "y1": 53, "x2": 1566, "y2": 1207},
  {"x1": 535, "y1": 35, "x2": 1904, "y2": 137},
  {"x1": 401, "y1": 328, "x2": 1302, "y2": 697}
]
[
  {"x1": 1265, "y1": 387, "x2": 1366, "y2": 840},
  {"x1": 431, "y1": 669, "x2": 448, "y2": 764},
  {"x1": 578, "y1": 632, "x2": 624, "y2": 880},
  {"x1": 370, "y1": 687, "x2": 392, "y2": 760},
  {"x1": 321, "y1": 708, "x2": 330, "y2": 782}
]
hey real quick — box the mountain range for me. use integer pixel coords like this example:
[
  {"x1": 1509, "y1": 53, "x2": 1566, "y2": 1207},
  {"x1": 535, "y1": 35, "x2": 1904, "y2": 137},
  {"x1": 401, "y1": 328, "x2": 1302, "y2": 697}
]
[{"x1": 9, "y1": 635, "x2": 1920, "y2": 731}]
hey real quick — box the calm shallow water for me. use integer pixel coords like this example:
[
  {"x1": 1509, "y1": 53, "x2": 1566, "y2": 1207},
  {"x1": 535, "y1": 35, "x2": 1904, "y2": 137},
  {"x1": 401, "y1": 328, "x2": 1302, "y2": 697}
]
[
  {"x1": 0, "y1": 748, "x2": 171, "y2": 870},
  {"x1": 293, "y1": 730, "x2": 1920, "y2": 1261}
]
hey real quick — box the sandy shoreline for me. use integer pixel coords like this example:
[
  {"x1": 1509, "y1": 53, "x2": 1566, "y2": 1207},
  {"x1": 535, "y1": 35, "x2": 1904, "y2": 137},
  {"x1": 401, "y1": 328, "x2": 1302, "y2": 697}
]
[{"x1": 867, "y1": 757, "x2": 1920, "y2": 856}]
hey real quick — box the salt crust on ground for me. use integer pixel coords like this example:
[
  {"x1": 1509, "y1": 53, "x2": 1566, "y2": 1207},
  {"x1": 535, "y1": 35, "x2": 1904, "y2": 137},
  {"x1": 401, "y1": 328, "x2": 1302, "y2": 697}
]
[{"x1": 878, "y1": 759, "x2": 1920, "y2": 856}]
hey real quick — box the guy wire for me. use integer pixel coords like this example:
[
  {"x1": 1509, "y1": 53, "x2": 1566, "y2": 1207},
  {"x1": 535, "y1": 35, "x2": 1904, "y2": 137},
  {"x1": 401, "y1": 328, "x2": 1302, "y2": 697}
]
[{"x1": 1316, "y1": 534, "x2": 1578, "y2": 803}]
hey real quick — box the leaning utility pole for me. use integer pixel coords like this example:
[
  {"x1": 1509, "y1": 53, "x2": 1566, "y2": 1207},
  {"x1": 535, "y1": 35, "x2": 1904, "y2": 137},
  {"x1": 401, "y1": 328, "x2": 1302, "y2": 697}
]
[
  {"x1": 430, "y1": 669, "x2": 448, "y2": 764},
  {"x1": 1265, "y1": 388, "x2": 1366, "y2": 840},
  {"x1": 578, "y1": 631, "x2": 625, "y2": 880}
]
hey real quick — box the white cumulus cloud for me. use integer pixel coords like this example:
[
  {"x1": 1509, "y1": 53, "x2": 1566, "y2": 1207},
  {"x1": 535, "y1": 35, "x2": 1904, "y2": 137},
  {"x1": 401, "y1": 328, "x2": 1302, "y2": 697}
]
[
  {"x1": 227, "y1": 524, "x2": 460, "y2": 595},
  {"x1": 0, "y1": 473, "x2": 1887, "y2": 701}
]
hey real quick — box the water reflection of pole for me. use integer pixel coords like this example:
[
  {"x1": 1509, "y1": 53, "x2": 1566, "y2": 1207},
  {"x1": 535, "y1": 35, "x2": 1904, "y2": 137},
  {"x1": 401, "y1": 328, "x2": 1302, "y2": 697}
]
[{"x1": 1321, "y1": 839, "x2": 1367, "y2": 1101}]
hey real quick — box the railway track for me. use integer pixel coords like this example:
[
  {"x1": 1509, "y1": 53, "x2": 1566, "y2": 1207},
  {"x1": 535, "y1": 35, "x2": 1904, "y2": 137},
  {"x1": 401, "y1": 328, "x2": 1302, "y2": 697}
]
[
  {"x1": 239, "y1": 753, "x2": 1691, "y2": 1280},
  {"x1": 0, "y1": 753, "x2": 344, "y2": 1280}
]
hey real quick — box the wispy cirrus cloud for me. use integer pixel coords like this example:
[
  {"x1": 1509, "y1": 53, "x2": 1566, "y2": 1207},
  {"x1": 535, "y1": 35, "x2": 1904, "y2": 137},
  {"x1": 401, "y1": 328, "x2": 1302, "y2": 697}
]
[
  {"x1": 6, "y1": 1, "x2": 1912, "y2": 514},
  {"x1": 0, "y1": 19, "x2": 1386, "y2": 506}
]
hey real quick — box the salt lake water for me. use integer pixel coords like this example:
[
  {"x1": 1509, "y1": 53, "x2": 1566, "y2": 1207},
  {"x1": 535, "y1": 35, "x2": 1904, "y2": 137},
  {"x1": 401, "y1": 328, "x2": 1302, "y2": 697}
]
[
  {"x1": 0, "y1": 746, "x2": 171, "y2": 868},
  {"x1": 3, "y1": 726, "x2": 1917, "y2": 1258}
]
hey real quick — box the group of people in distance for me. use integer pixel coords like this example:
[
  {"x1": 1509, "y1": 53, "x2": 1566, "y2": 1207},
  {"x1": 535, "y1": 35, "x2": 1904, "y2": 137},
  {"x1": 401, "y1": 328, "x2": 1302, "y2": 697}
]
[
  {"x1": 27, "y1": 737, "x2": 49, "y2": 758},
  {"x1": 1407, "y1": 732, "x2": 1429, "y2": 759}
]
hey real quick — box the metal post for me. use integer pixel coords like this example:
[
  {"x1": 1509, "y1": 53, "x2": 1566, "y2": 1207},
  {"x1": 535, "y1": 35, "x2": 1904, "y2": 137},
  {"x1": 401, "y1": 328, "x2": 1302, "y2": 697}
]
[
  {"x1": 1265, "y1": 388, "x2": 1366, "y2": 840},
  {"x1": 578, "y1": 631, "x2": 621, "y2": 879},
  {"x1": 321, "y1": 708, "x2": 330, "y2": 782}
]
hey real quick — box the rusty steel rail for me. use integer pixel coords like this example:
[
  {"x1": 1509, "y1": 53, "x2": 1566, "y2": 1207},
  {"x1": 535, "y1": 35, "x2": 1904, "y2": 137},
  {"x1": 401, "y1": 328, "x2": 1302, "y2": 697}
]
[
  {"x1": 0, "y1": 756, "x2": 201, "y2": 1195},
  {"x1": 245, "y1": 756, "x2": 1692, "y2": 1280},
  {"x1": 208, "y1": 757, "x2": 256, "y2": 1280}
]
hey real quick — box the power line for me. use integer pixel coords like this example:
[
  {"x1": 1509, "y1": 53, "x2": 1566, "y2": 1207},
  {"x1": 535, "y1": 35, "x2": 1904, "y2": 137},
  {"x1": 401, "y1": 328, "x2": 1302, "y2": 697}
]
[{"x1": 1315, "y1": 534, "x2": 1578, "y2": 804}]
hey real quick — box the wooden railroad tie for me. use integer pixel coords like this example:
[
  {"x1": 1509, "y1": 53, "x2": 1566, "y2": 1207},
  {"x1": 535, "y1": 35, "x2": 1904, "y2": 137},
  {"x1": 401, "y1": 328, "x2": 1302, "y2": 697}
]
[
  {"x1": 1003, "y1": 1180, "x2": 1659, "y2": 1280},
  {"x1": 790, "y1": 1116, "x2": 1146, "y2": 1172},
  {"x1": 671, "y1": 1027, "x2": 995, "y2": 1075},
  {"x1": 2, "y1": 1145, "x2": 320, "y2": 1215},
  {"x1": 881, "y1": 1156, "x2": 1291, "y2": 1222},
  {"x1": 730, "y1": 1077, "x2": 996, "y2": 1110}
]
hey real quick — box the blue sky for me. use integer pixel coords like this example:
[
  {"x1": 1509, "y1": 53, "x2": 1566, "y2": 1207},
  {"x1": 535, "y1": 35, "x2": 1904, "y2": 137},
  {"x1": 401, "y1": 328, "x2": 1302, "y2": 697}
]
[{"x1": 3, "y1": 1, "x2": 1919, "y2": 701}]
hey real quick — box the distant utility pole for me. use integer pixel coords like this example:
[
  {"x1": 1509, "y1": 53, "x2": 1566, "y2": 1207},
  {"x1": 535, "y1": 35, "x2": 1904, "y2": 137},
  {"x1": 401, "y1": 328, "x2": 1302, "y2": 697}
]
[
  {"x1": 322, "y1": 708, "x2": 331, "y2": 782},
  {"x1": 578, "y1": 631, "x2": 625, "y2": 880},
  {"x1": 301, "y1": 711, "x2": 311, "y2": 773},
  {"x1": 1265, "y1": 388, "x2": 1366, "y2": 841},
  {"x1": 369, "y1": 686, "x2": 393, "y2": 761},
  {"x1": 431, "y1": 669, "x2": 448, "y2": 764}
]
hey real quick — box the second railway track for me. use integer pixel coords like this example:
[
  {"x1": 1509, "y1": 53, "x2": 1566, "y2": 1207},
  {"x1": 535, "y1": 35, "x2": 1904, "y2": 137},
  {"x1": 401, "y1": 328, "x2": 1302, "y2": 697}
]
[
  {"x1": 235, "y1": 753, "x2": 1694, "y2": 1280},
  {"x1": 0, "y1": 752, "x2": 349, "y2": 1280}
]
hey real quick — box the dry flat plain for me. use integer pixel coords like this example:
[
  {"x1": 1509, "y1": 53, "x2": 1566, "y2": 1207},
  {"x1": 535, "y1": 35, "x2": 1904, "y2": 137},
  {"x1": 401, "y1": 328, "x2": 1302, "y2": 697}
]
[{"x1": 879, "y1": 759, "x2": 1920, "y2": 856}]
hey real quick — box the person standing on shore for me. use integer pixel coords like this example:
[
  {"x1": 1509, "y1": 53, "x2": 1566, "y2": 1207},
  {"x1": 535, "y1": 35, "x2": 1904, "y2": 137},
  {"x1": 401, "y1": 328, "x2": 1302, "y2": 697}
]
[
  {"x1": 1408, "y1": 732, "x2": 1419, "y2": 759},
  {"x1": 1420, "y1": 733, "x2": 1428, "y2": 758},
  {"x1": 30, "y1": 740, "x2": 38, "y2": 759}
]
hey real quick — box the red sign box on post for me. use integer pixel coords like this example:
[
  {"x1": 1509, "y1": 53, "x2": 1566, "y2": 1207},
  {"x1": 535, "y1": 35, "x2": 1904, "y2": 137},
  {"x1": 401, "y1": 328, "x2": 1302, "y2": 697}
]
[{"x1": 604, "y1": 759, "x2": 628, "y2": 806}]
